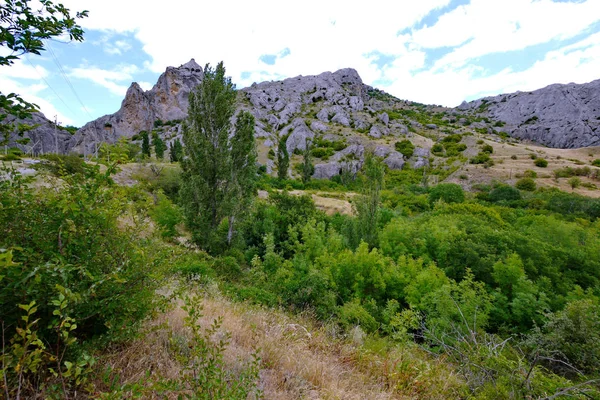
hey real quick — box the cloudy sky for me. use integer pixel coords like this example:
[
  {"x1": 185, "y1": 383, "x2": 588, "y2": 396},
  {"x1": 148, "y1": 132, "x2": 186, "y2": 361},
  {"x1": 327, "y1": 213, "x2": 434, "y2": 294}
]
[{"x1": 2, "y1": 0, "x2": 600, "y2": 127}]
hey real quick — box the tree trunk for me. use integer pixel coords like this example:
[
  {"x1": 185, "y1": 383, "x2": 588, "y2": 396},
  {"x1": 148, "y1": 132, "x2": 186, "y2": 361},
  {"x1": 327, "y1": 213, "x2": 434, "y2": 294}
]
[{"x1": 227, "y1": 215, "x2": 235, "y2": 245}]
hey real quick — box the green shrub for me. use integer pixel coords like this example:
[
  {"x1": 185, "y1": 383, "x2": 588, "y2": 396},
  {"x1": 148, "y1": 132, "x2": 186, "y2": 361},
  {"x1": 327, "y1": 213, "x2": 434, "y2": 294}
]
[
  {"x1": 568, "y1": 177, "x2": 581, "y2": 189},
  {"x1": 1, "y1": 152, "x2": 21, "y2": 161},
  {"x1": 515, "y1": 178, "x2": 536, "y2": 191},
  {"x1": 481, "y1": 144, "x2": 494, "y2": 154},
  {"x1": 40, "y1": 153, "x2": 86, "y2": 176},
  {"x1": 528, "y1": 298, "x2": 600, "y2": 375},
  {"x1": 470, "y1": 152, "x2": 491, "y2": 164},
  {"x1": 395, "y1": 139, "x2": 415, "y2": 157},
  {"x1": 432, "y1": 143, "x2": 444, "y2": 155},
  {"x1": 0, "y1": 167, "x2": 168, "y2": 393},
  {"x1": 592, "y1": 159, "x2": 600, "y2": 167},
  {"x1": 338, "y1": 299, "x2": 379, "y2": 333},
  {"x1": 489, "y1": 185, "x2": 522, "y2": 202},
  {"x1": 311, "y1": 147, "x2": 335, "y2": 159},
  {"x1": 534, "y1": 158, "x2": 548, "y2": 168},
  {"x1": 151, "y1": 192, "x2": 182, "y2": 238},
  {"x1": 522, "y1": 170, "x2": 537, "y2": 178},
  {"x1": 429, "y1": 183, "x2": 465, "y2": 205}
]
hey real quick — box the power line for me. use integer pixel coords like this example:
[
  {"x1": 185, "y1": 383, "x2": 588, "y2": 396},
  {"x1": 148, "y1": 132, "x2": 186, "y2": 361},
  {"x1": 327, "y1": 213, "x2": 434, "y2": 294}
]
[
  {"x1": 24, "y1": 54, "x2": 77, "y2": 116},
  {"x1": 45, "y1": 41, "x2": 94, "y2": 121}
]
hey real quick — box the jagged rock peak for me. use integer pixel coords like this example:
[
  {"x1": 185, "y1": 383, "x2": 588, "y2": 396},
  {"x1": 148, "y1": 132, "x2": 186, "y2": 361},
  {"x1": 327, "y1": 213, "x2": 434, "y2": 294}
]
[{"x1": 180, "y1": 58, "x2": 202, "y2": 71}]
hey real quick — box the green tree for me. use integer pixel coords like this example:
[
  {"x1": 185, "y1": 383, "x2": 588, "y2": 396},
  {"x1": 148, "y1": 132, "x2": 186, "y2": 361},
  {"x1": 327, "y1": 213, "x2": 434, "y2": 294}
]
[
  {"x1": 170, "y1": 138, "x2": 183, "y2": 162},
  {"x1": 568, "y1": 176, "x2": 581, "y2": 190},
  {"x1": 1, "y1": 1, "x2": 88, "y2": 146},
  {"x1": 354, "y1": 151, "x2": 385, "y2": 247},
  {"x1": 515, "y1": 177, "x2": 536, "y2": 191},
  {"x1": 141, "y1": 130, "x2": 151, "y2": 157},
  {"x1": 300, "y1": 138, "x2": 314, "y2": 183},
  {"x1": 180, "y1": 62, "x2": 257, "y2": 251},
  {"x1": 276, "y1": 134, "x2": 289, "y2": 180},
  {"x1": 152, "y1": 131, "x2": 166, "y2": 160},
  {"x1": 428, "y1": 183, "x2": 465, "y2": 205}
]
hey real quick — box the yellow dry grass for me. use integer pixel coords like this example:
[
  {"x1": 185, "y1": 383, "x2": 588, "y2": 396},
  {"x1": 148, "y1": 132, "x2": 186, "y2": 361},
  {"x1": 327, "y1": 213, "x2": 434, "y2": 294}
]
[
  {"x1": 447, "y1": 137, "x2": 600, "y2": 197},
  {"x1": 92, "y1": 289, "x2": 466, "y2": 399}
]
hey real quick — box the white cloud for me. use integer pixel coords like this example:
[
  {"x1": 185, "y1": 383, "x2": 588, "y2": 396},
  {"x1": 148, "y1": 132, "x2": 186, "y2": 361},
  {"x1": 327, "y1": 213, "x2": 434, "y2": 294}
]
[
  {"x1": 69, "y1": 64, "x2": 140, "y2": 96},
  {"x1": 59, "y1": 0, "x2": 451, "y2": 84},
  {"x1": 414, "y1": 0, "x2": 600, "y2": 71},
  {"x1": 31, "y1": 0, "x2": 600, "y2": 113},
  {"x1": 386, "y1": 31, "x2": 600, "y2": 107},
  {"x1": 138, "y1": 81, "x2": 153, "y2": 91},
  {"x1": 0, "y1": 74, "x2": 74, "y2": 125}
]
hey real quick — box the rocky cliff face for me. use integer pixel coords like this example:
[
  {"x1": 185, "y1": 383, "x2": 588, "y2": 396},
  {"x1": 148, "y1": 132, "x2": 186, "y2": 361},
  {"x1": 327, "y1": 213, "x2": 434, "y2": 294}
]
[
  {"x1": 459, "y1": 79, "x2": 600, "y2": 148},
  {"x1": 1, "y1": 112, "x2": 73, "y2": 156},
  {"x1": 68, "y1": 59, "x2": 204, "y2": 154}
]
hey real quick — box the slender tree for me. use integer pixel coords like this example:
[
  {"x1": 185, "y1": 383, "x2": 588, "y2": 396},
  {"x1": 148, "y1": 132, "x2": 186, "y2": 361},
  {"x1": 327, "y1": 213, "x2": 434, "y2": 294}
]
[
  {"x1": 180, "y1": 62, "x2": 257, "y2": 251},
  {"x1": 152, "y1": 131, "x2": 166, "y2": 160},
  {"x1": 354, "y1": 150, "x2": 385, "y2": 247},
  {"x1": 141, "y1": 131, "x2": 151, "y2": 158},
  {"x1": 276, "y1": 134, "x2": 289, "y2": 180},
  {"x1": 170, "y1": 138, "x2": 183, "y2": 162},
  {"x1": 301, "y1": 138, "x2": 314, "y2": 183}
]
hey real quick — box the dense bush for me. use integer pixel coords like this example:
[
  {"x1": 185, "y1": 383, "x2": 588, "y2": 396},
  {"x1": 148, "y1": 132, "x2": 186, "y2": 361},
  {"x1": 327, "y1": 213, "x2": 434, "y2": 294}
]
[
  {"x1": 534, "y1": 158, "x2": 548, "y2": 168},
  {"x1": 428, "y1": 183, "x2": 465, "y2": 205},
  {"x1": 0, "y1": 167, "x2": 168, "y2": 393},
  {"x1": 470, "y1": 152, "x2": 491, "y2": 164},
  {"x1": 515, "y1": 177, "x2": 536, "y2": 191},
  {"x1": 40, "y1": 153, "x2": 86, "y2": 176},
  {"x1": 489, "y1": 185, "x2": 521, "y2": 202},
  {"x1": 395, "y1": 139, "x2": 415, "y2": 157}
]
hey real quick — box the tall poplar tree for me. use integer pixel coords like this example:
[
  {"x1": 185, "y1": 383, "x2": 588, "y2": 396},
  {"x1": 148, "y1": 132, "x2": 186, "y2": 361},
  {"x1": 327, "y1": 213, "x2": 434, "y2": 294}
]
[
  {"x1": 141, "y1": 131, "x2": 151, "y2": 158},
  {"x1": 354, "y1": 150, "x2": 385, "y2": 247},
  {"x1": 180, "y1": 62, "x2": 257, "y2": 252},
  {"x1": 276, "y1": 134, "x2": 289, "y2": 180},
  {"x1": 152, "y1": 131, "x2": 166, "y2": 160}
]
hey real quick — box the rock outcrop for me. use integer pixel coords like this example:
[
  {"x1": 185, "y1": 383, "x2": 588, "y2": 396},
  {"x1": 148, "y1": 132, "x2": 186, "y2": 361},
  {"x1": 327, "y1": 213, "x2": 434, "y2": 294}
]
[
  {"x1": 68, "y1": 59, "x2": 204, "y2": 154},
  {"x1": 459, "y1": 79, "x2": 600, "y2": 148},
  {"x1": 1, "y1": 112, "x2": 73, "y2": 155}
]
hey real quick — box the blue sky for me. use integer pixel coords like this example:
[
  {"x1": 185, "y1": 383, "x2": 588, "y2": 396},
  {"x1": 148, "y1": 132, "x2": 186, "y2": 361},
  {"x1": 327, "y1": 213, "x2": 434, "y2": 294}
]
[{"x1": 1, "y1": 0, "x2": 599, "y2": 127}]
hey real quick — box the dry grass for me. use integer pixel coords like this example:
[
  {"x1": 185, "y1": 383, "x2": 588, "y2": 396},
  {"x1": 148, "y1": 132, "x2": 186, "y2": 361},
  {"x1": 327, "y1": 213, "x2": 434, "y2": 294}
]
[
  {"x1": 91, "y1": 288, "x2": 466, "y2": 399},
  {"x1": 447, "y1": 137, "x2": 600, "y2": 197}
]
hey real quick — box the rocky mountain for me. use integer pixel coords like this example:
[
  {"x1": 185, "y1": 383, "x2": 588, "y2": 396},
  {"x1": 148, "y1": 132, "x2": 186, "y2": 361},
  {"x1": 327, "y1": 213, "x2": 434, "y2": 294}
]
[
  {"x1": 1, "y1": 112, "x2": 74, "y2": 156},
  {"x1": 459, "y1": 79, "x2": 600, "y2": 148},
  {"x1": 4, "y1": 58, "x2": 599, "y2": 178},
  {"x1": 67, "y1": 59, "x2": 204, "y2": 154},
  {"x1": 238, "y1": 67, "x2": 428, "y2": 177}
]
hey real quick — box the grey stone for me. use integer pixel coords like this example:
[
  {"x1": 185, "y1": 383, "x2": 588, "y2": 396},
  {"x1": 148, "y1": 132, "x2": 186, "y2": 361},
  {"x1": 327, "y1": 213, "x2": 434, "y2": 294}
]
[
  {"x1": 285, "y1": 118, "x2": 314, "y2": 154},
  {"x1": 459, "y1": 79, "x2": 600, "y2": 148},
  {"x1": 369, "y1": 125, "x2": 382, "y2": 138},
  {"x1": 310, "y1": 121, "x2": 329, "y2": 133},
  {"x1": 313, "y1": 162, "x2": 341, "y2": 179},
  {"x1": 373, "y1": 145, "x2": 392, "y2": 158},
  {"x1": 426, "y1": 123, "x2": 437, "y2": 129},
  {"x1": 378, "y1": 112, "x2": 389, "y2": 126},
  {"x1": 384, "y1": 152, "x2": 405, "y2": 170},
  {"x1": 354, "y1": 118, "x2": 370, "y2": 131},
  {"x1": 414, "y1": 147, "x2": 429, "y2": 157}
]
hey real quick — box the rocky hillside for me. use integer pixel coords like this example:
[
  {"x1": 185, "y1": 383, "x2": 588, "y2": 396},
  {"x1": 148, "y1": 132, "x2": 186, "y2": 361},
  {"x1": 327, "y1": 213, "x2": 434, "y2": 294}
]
[
  {"x1": 3, "y1": 59, "x2": 599, "y2": 174},
  {"x1": 459, "y1": 79, "x2": 600, "y2": 148},
  {"x1": 1, "y1": 111, "x2": 73, "y2": 155},
  {"x1": 238, "y1": 67, "x2": 429, "y2": 178}
]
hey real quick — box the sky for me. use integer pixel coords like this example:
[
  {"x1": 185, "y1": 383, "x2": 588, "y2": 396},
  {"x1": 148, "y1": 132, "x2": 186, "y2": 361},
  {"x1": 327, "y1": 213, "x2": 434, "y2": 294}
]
[{"x1": 2, "y1": 0, "x2": 600, "y2": 127}]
